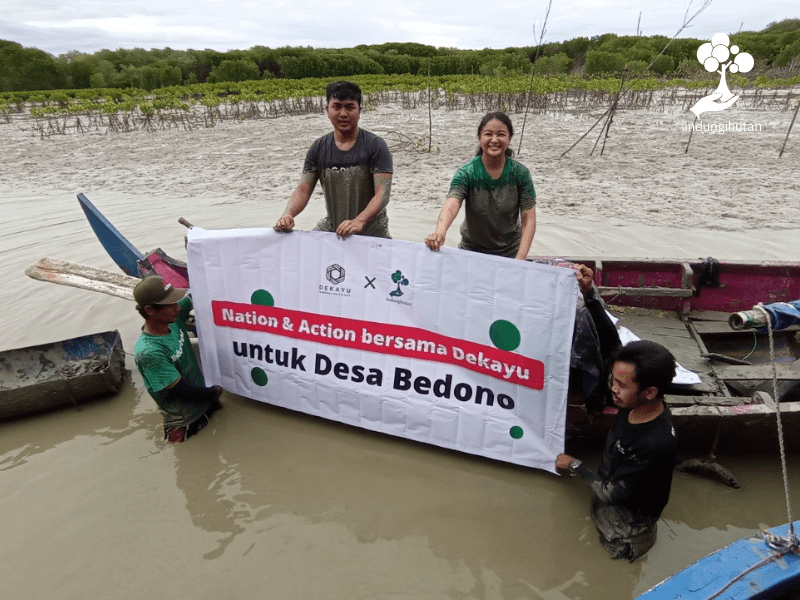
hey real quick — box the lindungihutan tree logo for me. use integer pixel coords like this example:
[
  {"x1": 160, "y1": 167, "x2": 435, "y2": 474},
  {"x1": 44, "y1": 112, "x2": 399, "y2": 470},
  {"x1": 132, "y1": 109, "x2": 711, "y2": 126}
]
[
  {"x1": 690, "y1": 33, "x2": 754, "y2": 118},
  {"x1": 390, "y1": 270, "x2": 409, "y2": 297}
]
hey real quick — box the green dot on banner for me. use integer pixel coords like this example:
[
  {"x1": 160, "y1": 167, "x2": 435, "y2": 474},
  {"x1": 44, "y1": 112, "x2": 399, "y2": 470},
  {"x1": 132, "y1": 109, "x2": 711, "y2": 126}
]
[
  {"x1": 251, "y1": 289, "x2": 274, "y2": 306},
  {"x1": 510, "y1": 426, "x2": 524, "y2": 439},
  {"x1": 490, "y1": 320, "x2": 521, "y2": 351},
  {"x1": 251, "y1": 367, "x2": 268, "y2": 386}
]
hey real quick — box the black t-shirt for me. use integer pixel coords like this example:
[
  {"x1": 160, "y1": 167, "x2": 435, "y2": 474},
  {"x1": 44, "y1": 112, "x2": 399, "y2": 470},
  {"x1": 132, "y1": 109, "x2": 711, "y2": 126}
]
[{"x1": 576, "y1": 406, "x2": 677, "y2": 523}]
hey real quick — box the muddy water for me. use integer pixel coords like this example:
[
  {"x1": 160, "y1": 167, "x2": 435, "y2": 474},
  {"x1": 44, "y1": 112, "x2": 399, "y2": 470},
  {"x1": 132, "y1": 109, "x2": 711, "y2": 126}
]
[{"x1": 2, "y1": 184, "x2": 800, "y2": 599}]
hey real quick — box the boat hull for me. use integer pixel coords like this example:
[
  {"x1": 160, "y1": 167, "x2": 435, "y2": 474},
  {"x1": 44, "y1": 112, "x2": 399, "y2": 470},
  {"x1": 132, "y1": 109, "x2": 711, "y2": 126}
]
[
  {"x1": 77, "y1": 193, "x2": 144, "y2": 277},
  {"x1": 78, "y1": 193, "x2": 189, "y2": 287},
  {"x1": 637, "y1": 521, "x2": 800, "y2": 599},
  {"x1": 0, "y1": 331, "x2": 125, "y2": 420}
]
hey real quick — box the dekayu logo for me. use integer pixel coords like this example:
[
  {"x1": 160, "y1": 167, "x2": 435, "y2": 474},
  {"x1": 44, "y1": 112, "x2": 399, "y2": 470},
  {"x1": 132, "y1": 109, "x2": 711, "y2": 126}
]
[
  {"x1": 320, "y1": 264, "x2": 350, "y2": 296},
  {"x1": 326, "y1": 264, "x2": 345, "y2": 285},
  {"x1": 690, "y1": 33, "x2": 754, "y2": 118}
]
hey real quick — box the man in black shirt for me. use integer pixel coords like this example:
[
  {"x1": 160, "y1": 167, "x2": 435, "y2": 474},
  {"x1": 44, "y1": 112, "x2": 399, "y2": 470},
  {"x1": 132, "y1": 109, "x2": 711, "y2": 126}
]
[{"x1": 557, "y1": 266, "x2": 678, "y2": 561}]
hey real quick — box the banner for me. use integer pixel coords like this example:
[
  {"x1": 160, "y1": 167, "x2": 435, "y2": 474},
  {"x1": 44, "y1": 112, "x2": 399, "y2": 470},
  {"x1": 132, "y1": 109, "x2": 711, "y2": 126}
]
[{"x1": 187, "y1": 229, "x2": 577, "y2": 473}]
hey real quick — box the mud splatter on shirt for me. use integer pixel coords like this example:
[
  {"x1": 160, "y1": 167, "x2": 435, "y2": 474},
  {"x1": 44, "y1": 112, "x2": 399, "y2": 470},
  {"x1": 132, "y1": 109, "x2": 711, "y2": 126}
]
[{"x1": 303, "y1": 129, "x2": 393, "y2": 238}]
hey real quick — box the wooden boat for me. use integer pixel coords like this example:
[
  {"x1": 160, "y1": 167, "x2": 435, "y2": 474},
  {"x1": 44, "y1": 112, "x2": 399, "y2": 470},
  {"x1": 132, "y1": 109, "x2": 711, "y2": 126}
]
[
  {"x1": 0, "y1": 331, "x2": 125, "y2": 421},
  {"x1": 77, "y1": 193, "x2": 189, "y2": 288},
  {"x1": 551, "y1": 257, "x2": 800, "y2": 453},
  {"x1": 637, "y1": 520, "x2": 800, "y2": 599},
  {"x1": 35, "y1": 198, "x2": 800, "y2": 452}
]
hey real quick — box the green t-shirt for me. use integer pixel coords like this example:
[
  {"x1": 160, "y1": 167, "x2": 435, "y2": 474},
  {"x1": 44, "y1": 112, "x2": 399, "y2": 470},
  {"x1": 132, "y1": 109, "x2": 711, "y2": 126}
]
[
  {"x1": 134, "y1": 296, "x2": 207, "y2": 428},
  {"x1": 448, "y1": 156, "x2": 536, "y2": 257}
]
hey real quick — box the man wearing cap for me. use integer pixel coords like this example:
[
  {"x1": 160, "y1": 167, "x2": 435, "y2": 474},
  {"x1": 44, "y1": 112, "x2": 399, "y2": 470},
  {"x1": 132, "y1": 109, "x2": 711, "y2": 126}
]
[{"x1": 133, "y1": 276, "x2": 222, "y2": 443}]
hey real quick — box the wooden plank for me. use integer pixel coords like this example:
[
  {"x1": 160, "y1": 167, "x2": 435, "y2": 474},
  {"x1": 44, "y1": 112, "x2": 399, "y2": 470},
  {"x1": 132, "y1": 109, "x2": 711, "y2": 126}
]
[
  {"x1": 665, "y1": 395, "x2": 746, "y2": 407},
  {"x1": 614, "y1": 313, "x2": 690, "y2": 334},
  {"x1": 598, "y1": 286, "x2": 693, "y2": 298},
  {"x1": 680, "y1": 263, "x2": 693, "y2": 289},
  {"x1": 672, "y1": 404, "x2": 722, "y2": 417},
  {"x1": 666, "y1": 349, "x2": 715, "y2": 385},
  {"x1": 700, "y1": 353, "x2": 751, "y2": 365},
  {"x1": 692, "y1": 320, "x2": 800, "y2": 335},
  {"x1": 685, "y1": 319, "x2": 731, "y2": 398},
  {"x1": 673, "y1": 400, "x2": 800, "y2": 418},
  {"x1": 612, "y1": 311, "x2": 717, "y2": 392},
  {"x1": 25, "y1": 258, "x2": 137, "y2": 301},
  {"x1": 715, "y1": 363, "x2": 800, "y2": 381}
]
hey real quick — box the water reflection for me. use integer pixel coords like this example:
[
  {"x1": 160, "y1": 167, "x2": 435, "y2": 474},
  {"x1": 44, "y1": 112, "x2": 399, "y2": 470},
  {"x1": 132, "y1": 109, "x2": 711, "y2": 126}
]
[
  {"x1": 165, "y1": 392, "x2": 642, "y2": 596},
  {"x1": 0, "y1": 372, "x2": 146, "y2": 471}
]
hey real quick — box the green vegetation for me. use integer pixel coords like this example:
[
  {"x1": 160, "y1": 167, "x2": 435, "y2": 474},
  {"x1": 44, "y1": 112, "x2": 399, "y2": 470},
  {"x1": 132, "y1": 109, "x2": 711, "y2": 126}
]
[
  {"x1": 0, "y1": 18, "x2": 798, "y2": 94},
  {"x1": 5, "y1": 71, "x2": 796, "y2": 139},
  {"x1": 0, "y1": 72, "x2": 737, "y2": 107},
  {"x1": 1, "y1": 18, "x2": 797, "y2": 138}
]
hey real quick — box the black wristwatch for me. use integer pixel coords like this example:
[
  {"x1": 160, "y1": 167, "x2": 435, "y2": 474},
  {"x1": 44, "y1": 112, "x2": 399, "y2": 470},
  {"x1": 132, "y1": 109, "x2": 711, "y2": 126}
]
[{"x1": 569, "y1": 458, "x2": 582, "y2": 473}]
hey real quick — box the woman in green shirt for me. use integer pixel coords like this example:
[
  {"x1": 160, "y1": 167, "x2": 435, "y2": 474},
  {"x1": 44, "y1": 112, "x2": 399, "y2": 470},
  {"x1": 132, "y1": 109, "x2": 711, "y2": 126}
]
[{"x1": 425, "y1": 111, "x2": 537, "y2": 259}]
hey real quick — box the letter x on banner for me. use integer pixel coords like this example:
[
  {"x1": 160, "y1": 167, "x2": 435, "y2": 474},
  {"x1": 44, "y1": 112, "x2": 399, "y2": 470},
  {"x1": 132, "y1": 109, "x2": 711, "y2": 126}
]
[{"x1": 187, "y1": 229, "x2": 577, "y2": 473}]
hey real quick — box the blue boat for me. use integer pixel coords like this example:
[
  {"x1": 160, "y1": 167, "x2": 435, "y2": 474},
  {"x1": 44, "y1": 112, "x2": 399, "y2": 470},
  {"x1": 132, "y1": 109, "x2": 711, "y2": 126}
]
[
  {"x1": 77, "y1": 193, "x2": 189, "y2": 287},
  {"x1": 77, "y1": 193, "x2": 144, "y2": 277},
  {"x1": 638, "y1": 521, "x2": 800, "y2": 599}
]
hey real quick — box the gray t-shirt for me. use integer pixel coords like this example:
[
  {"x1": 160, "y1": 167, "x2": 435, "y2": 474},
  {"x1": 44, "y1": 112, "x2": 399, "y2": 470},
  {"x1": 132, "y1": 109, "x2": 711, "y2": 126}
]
[
  {"x1": 448, "y1": 156, "x2": 536, "y2": 257},
  {"x1": 303, "y1": 129, "x2": 393, "y2": 238}
]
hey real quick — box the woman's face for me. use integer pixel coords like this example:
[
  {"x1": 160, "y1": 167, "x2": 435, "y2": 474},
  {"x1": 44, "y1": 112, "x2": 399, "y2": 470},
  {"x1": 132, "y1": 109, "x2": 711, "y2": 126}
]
[{"x1": 479, "y1": 118, "x2": 510, "y2": 159}]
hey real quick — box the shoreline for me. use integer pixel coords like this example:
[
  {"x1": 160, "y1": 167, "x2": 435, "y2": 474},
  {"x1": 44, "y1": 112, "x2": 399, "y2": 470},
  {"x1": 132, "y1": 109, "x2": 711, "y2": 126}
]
[{"x1": 0, "y1": 101, "x2": 797, "y2": 234}]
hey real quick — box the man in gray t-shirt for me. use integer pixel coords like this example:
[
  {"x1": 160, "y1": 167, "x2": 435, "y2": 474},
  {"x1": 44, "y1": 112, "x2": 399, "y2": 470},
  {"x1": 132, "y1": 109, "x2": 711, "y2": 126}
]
[{"x1": 274, "y1": 81, "x2": 393, "y2": 238}]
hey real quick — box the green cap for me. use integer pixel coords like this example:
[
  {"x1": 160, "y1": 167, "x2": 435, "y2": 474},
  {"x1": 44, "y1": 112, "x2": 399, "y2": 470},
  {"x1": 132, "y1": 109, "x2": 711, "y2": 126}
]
[{"x1": 133, "y1": 276, "x2": 187, "y2": 309}]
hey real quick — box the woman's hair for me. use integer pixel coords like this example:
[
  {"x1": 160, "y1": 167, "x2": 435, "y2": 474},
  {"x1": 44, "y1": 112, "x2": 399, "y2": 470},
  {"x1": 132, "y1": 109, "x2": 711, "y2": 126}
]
[{"x1": 476, "y1": 111, "x2": 514, "y2": 157}]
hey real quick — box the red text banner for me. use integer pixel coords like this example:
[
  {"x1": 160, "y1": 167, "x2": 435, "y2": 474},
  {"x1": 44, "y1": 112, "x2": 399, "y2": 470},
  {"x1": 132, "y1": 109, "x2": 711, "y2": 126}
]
[{"x1": 213, "y1": 301, "x2": 544, "y2": 389}]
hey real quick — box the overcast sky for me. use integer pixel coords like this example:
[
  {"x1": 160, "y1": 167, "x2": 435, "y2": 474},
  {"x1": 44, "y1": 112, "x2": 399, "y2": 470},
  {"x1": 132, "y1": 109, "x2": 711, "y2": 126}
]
[{"x1": 2, "y1": 1, "x2": 795, "y2": 56}]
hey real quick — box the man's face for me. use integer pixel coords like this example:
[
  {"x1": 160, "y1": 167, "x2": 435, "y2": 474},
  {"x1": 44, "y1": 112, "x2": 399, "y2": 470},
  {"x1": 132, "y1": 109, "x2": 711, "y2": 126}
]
[
  {"x1": 147, "y1": 302, "x2": 180, "y2": 324},
  {"x1": 327, "y1": 97, "x2": 361, "y2": 135},
  {"x1": 610, "y1": 361, "x2": 644, "y2": 409}
]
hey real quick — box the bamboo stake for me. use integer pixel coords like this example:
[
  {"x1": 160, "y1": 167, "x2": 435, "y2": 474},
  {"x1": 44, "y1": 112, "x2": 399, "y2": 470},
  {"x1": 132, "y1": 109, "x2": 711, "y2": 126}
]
[
  {"x1": 427, "y1": 62, "x2": 433, "y2": 153},
  {"x1": 779, "y1": 96, "x2": 799, "y2": 158},
  {"x1": 562, "y1": 0, "x2": 713, "y2": 157},
  {"x1": 685, "y1": 116, "x2": 698, "y2": 153},
  {"x1": 517, "y1": 0, "x2": 553, "y2": 156}
]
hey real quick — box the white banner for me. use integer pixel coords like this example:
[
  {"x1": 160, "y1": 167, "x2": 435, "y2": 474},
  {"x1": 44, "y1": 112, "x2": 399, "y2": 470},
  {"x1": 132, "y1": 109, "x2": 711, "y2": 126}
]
[{"x1": 187, "y1": 229, "x2": 577, "y2": 473}]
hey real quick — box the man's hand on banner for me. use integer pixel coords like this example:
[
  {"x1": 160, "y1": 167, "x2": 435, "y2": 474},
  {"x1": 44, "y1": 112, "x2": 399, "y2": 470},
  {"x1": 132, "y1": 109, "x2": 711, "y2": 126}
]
[
  {"x1": 573, "y1": 264, "x2": 594, "y2": 293},
  {"x1": 556, "y1": 453, "x2": 575, "y2": 470},
  {"x1": 274, "y1": 214, "x2": 296, "y2": 232},
  {"x1": 336, "y1": 218, "x2": 364, "y2": 238}
]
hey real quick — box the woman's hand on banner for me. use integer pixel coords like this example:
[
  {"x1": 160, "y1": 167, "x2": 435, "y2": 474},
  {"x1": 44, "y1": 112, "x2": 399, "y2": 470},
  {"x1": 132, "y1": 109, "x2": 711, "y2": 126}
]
[{"x1": 425, "y1": 232, "x2": 446, "y2": 251}]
